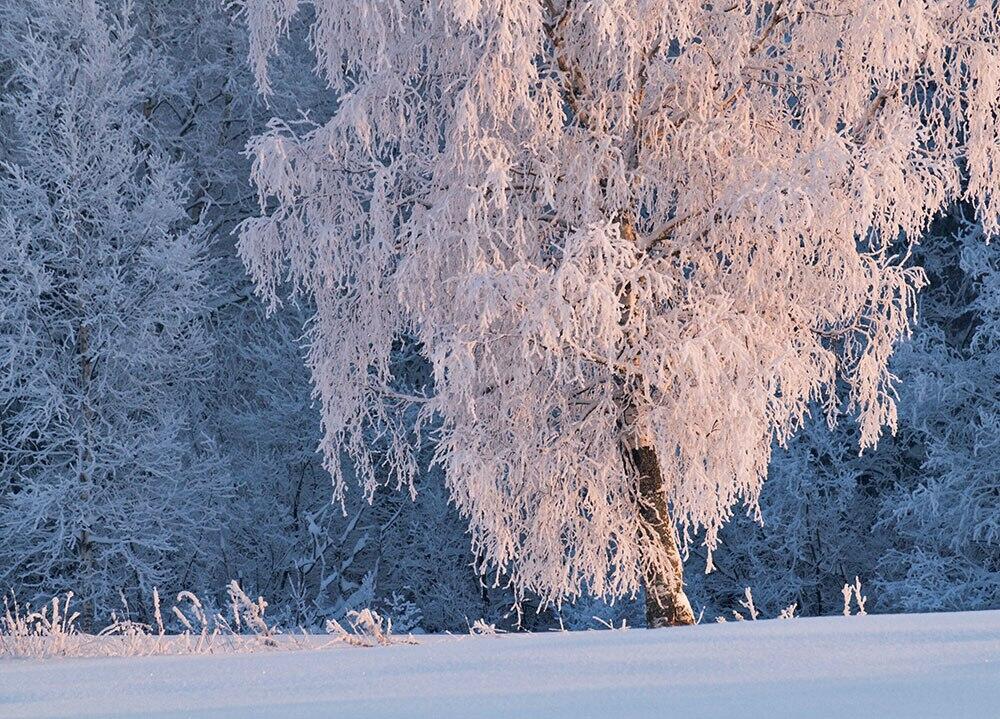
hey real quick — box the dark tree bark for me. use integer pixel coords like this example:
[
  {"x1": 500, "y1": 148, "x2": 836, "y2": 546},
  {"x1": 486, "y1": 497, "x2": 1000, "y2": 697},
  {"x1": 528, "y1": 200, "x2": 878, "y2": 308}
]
[{"x1": 631, "y1": 444, "x2": 696, "y2": 628}]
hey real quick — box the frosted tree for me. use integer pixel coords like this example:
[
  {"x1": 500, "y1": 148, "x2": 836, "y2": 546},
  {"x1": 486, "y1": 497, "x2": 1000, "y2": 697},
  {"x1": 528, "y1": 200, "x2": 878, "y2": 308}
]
[
  {"x1": 122, "y1": 0, "x2": 500, "y2": 628},
  {"x1": 687, "y1": 413, "x2": 896, "y2": 618},
  {"x1": 240, "y1": 1, "x2": 1000, "y2": 626},
  {"x1": 877, "y1": 216, "x2": 1000, "y2": 611},
  {"x1": 0, "y1": 0, "x2": 224, "y2": 621},
  {"x1": 696, "y1": 209, "x2": 998, "y2": 619}
]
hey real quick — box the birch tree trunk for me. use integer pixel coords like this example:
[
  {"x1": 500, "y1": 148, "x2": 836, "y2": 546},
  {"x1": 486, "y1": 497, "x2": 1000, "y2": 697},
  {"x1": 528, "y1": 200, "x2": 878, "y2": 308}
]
[
  {"x1": 617, "y1": 218, "x2": 695, "y2": 628},
  {"x1": 631, "y1": 442, "x2": 696, "y2": 627},
  {"x1": 620, "y1": 376, "x2": 695, "y2": 628}
]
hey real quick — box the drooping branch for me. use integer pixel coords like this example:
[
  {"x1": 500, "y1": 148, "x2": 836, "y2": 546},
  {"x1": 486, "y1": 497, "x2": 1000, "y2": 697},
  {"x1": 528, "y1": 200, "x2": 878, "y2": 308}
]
[{"x1": 541, "y1": 0, "x2": 589, "y2": 130}]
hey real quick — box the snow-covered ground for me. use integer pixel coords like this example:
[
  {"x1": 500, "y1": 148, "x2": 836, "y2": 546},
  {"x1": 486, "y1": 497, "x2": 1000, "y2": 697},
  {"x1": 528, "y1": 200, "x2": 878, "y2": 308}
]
[{"x1": 3, "y1": 610, "x2": 998, "y2": 718}]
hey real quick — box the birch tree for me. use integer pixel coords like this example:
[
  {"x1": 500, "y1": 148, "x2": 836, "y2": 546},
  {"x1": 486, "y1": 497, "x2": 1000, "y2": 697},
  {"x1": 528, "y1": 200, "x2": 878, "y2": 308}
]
[{"x1": 240, "y1": 0, "x2": 1000, "y2": 626}]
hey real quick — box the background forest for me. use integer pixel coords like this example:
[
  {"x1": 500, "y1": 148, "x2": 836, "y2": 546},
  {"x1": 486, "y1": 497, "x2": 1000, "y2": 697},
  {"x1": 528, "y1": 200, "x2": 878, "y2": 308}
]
[{"x1": 0, "y1": 0, "x2": 996, "y2": 632}]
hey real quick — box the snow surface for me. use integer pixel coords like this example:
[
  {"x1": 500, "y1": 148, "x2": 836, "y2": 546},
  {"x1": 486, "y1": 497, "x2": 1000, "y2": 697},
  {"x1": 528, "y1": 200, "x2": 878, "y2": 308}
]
[{"x1": 2, "y1": 610, "x2": 998, "y2": 718}]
